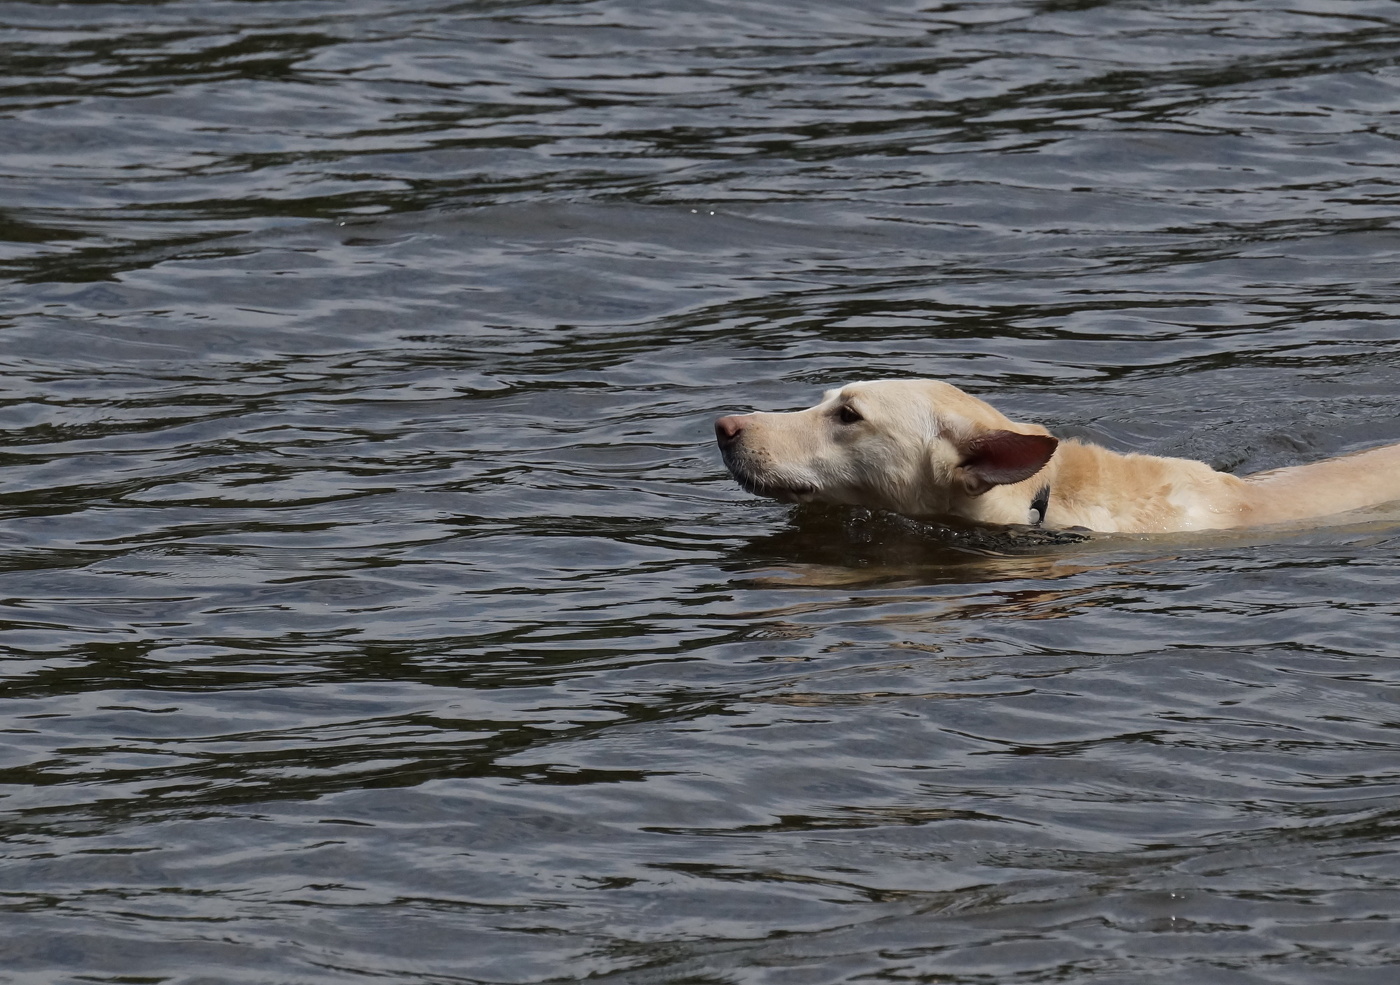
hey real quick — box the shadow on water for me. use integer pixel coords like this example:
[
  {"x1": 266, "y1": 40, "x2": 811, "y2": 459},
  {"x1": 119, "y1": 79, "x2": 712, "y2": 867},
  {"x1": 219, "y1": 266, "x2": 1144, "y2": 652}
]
[
  {"x1": 728, "y1": 504, "x2": 1097, "y2": 584},
  {"x1": 721, "y1": 497, "x2": 1400, "y2": 593}
]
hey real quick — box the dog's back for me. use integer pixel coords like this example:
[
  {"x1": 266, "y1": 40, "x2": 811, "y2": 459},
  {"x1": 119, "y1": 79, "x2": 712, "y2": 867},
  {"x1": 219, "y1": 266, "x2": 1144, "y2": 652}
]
[{"x1": 1240, "y1": 443, "x2": 1400, "y2": 527}]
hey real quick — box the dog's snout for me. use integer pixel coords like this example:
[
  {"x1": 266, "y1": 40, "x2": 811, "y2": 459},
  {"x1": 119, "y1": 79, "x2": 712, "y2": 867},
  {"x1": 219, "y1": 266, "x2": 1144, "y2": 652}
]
[{"x1": 714, "y1": 415, "x2": 746, "y2": 447}]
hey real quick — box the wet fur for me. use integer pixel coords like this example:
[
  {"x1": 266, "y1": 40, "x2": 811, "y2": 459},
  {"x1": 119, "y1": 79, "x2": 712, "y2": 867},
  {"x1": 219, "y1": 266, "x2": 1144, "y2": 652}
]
[{"x1": 714, "y1": 379, "x2": 1400, "y2": 534}]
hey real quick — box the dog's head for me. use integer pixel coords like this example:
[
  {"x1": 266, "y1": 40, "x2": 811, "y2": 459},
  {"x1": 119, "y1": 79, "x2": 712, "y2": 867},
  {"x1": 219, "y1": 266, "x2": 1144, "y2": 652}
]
[{"x1": 714, "y1": 379, "x2": 1058, "y2": 519}]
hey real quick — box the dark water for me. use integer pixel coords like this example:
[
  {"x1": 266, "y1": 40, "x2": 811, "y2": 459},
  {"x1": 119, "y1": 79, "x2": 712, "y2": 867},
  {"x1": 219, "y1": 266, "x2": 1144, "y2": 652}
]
[{"x1": 4, "y1": 1, "x2": 1400, "y2": 982}]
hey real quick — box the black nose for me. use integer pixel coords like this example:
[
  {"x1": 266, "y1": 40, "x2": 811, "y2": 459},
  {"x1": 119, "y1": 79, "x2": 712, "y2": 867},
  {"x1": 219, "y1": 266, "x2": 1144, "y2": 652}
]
[{"x1": 714, "y1": 415, "x2": 745, "y2": 448}]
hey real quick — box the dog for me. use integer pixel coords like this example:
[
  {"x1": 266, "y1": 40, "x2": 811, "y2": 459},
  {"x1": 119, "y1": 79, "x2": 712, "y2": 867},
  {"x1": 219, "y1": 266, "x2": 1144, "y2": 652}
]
[{"x1": 714, "y1": 379, "x2": 1400, "y2": 534}]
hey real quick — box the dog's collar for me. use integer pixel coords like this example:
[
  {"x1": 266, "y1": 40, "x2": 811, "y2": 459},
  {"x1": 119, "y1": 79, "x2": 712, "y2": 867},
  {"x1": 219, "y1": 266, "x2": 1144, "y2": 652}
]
[{"x1": 1029, "y1": 484, "x2": 1051, "y2": 527}]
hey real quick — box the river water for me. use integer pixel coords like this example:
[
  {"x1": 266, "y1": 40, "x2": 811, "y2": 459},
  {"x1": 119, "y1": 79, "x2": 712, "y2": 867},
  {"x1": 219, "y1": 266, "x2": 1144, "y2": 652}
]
[{"x1": 4, "y1": 1, "x2": 1400, "y2": 982}]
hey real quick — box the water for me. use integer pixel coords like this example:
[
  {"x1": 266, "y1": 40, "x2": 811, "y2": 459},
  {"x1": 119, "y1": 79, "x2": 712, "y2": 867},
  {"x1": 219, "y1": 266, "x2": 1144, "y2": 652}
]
[{"x1": 3, "y1": 1, "x2": 1400, "y2": 982}]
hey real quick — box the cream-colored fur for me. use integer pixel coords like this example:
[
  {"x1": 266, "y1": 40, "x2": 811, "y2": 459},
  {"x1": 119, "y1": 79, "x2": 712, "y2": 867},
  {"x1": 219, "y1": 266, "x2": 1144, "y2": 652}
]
[{"x1": 714, "y1": 379, "x2": 1400, "y2": 534}]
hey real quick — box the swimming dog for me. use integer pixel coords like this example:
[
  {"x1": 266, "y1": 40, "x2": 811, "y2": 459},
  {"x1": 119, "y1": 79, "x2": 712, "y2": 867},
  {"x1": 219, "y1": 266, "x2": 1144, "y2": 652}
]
[{"x1": 715, "y1": 379, "x2": 1400, "y2": 533}]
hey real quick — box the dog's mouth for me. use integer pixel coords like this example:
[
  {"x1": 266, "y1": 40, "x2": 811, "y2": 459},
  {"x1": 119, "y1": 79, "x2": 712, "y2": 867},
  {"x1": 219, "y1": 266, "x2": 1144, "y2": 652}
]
[
  {"x1": 732, "y1": 473, "x2": 817, "y2": 503},
  {"x1": 720, "y1": 446, "x2": 818, "y2": 503}
]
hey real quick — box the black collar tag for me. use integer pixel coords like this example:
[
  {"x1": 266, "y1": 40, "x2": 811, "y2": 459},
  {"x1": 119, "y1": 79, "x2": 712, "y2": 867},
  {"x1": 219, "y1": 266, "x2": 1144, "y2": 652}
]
[{"x1": 1029, "y1": 485, "x2": 1051, "y2": 526}]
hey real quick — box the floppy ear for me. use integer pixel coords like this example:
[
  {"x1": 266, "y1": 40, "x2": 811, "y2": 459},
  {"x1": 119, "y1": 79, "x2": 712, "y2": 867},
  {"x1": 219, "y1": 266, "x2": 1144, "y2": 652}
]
[{"x1": 956, "y1": 430, "x2": 1058, "y2": 497}]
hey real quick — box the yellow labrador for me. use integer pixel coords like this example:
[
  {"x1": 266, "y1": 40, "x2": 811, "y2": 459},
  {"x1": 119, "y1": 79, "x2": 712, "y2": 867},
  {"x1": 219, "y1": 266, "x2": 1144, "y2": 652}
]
[{"x1": 714, "y1": 379, "x2": 1400, "y2": 533}]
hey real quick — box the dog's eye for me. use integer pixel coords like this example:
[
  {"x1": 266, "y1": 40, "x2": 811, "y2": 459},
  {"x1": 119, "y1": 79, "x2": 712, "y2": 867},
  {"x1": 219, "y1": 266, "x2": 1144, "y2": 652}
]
[{"x1": 837, "y1": 406, "x2": 863, "y2": 425}]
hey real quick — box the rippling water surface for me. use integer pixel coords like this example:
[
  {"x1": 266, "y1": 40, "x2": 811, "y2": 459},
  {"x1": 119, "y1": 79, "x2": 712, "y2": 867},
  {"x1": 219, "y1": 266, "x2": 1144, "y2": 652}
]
[{"x1": 4, "y1": 1, "x2": 1400, "y2": 982}]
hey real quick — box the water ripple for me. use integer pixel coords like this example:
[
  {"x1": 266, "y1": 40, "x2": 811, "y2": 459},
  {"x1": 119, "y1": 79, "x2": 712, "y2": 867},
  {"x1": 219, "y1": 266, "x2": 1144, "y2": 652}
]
[{"x1": 5, "y1": 0, "x2": 1400, "y2": 982}]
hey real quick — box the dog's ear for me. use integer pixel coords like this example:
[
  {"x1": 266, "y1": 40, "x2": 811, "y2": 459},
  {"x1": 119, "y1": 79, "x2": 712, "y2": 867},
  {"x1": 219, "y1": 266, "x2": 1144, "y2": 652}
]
[{"x1": 956, "y1": 429, "x2": 1058, "y2": 497}]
